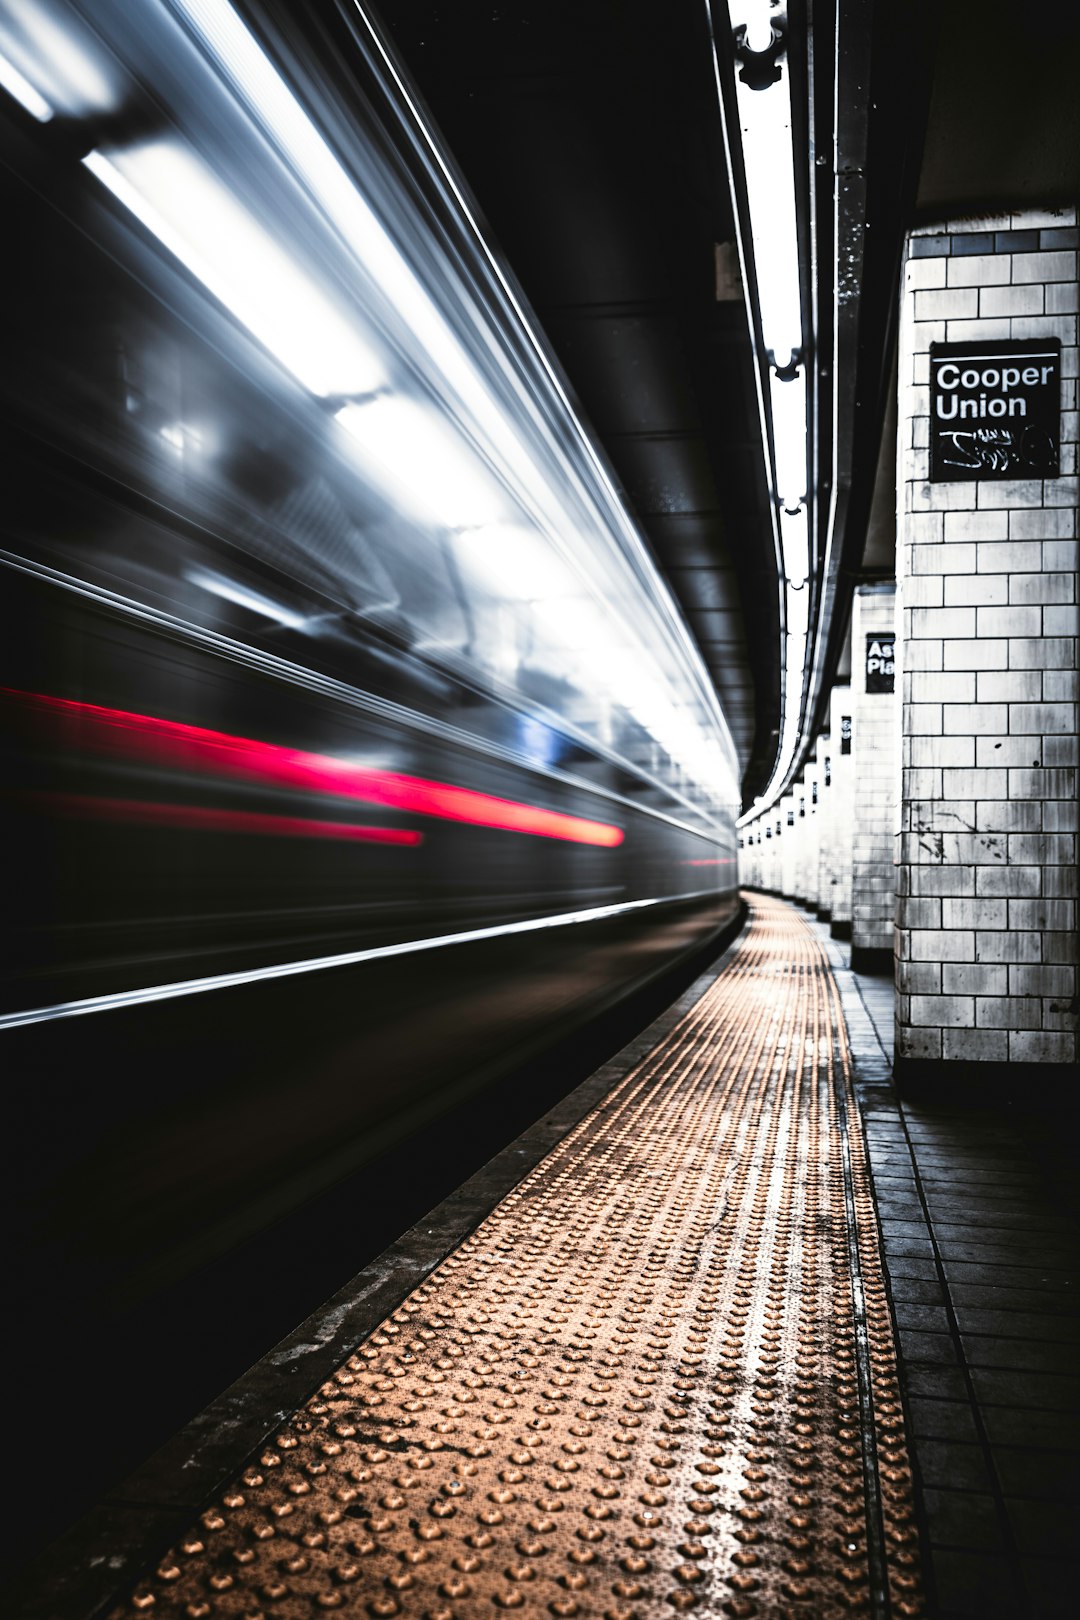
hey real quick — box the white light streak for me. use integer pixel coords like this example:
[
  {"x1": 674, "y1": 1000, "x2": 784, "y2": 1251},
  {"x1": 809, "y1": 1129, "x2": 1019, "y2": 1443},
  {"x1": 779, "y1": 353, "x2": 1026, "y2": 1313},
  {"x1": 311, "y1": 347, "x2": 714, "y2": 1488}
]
[
  {"x1": 0, "y1": 889, "x2": 724, "y2": 1030},
  {"x1": 0, "y1": 0, "x2": 115, "y2": 117},
  {"x1": 454, "y1": 524, "x2": 577, "y2": 602},
  {"x1": 83, "y1": 142, "x2": 384, "y2": 399},
  {"x1": 186, "y1": 566, "x2": 309, "y2": 631},
  {"x1": 0, "y1": 44, "x2": 51, "y2": 118},
  {"x1": 335, "y1": 397, "x2": 505, "y2": 530}
]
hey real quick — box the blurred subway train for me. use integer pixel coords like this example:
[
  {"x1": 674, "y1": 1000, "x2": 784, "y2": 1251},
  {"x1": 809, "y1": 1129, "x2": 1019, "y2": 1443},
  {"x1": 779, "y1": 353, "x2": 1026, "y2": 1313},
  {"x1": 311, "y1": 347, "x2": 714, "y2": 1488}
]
[{"x1": 0, "y1": 0, "x2": 740, "y2": 1525}]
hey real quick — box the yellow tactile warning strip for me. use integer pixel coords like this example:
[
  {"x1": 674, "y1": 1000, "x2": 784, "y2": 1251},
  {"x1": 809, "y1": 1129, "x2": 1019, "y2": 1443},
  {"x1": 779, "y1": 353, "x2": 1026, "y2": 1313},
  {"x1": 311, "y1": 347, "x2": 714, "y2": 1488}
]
[{"x1": 114, "y1": 893, "x2": 922, "y2": 1619}]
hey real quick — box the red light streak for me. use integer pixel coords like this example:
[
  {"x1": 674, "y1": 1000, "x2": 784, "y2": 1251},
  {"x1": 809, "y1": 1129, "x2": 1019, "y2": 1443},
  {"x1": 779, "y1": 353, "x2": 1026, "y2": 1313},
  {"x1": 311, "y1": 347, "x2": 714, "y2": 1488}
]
[
  {"x1": 25, "y1": 793, "x2": 423, "y2": 845},
  {"x1": 3, "y1": 689, "x2": 624, "y2": 847}
]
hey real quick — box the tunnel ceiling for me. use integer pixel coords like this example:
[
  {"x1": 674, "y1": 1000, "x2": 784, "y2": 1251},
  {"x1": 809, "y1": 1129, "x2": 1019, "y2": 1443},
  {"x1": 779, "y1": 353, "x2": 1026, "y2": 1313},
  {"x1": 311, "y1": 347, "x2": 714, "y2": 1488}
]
[{"x1": 346, "y1": 0, "x2": 1077, "y2": 808}]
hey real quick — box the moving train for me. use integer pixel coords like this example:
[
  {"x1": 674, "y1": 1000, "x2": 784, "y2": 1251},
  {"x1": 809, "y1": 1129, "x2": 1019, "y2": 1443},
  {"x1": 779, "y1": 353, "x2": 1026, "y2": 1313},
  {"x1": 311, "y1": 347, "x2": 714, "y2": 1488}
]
[{"x1": 0, "y1": 0, "x2": 740, "y2": 1522}]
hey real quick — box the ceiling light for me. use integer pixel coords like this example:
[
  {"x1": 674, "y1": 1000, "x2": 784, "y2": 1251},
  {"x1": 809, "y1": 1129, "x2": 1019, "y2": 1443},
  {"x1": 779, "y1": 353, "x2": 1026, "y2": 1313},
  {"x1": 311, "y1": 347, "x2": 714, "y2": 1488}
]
[{"x1": 779, "y1": 503, "x2": 809, "y2": 589}]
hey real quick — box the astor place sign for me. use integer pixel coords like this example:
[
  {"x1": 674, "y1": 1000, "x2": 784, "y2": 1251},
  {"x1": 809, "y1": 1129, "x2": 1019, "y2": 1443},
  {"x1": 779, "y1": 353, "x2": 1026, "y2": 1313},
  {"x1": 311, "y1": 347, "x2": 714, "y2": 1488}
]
[{"x1": 929, "y1": 339, "x2": 1060, "y2": 482}]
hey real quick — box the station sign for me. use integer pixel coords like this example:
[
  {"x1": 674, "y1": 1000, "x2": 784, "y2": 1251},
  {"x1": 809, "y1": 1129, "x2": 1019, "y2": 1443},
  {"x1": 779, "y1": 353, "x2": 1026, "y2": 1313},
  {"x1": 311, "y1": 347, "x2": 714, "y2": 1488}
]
[
  {"x1": 865, "y1": 634, "x2": 895, "y2": 694},
  {"x1": 929, "y1": 339, "x2": 1060, "y2": 482}
]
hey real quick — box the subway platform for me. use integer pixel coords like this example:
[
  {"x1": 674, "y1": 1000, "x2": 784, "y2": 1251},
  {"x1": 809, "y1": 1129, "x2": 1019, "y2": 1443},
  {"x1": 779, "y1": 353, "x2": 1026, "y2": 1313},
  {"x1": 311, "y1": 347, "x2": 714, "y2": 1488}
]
[{"x1": 11, "y1": 895, "x2": 1078, "y2": 1620}]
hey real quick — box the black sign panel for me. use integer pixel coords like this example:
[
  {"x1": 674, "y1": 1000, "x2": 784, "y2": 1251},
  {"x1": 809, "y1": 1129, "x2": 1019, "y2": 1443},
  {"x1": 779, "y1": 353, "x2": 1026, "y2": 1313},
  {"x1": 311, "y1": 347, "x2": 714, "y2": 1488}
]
[
  {"x1": 866, "y1": 634, "x2": 895, "y2": 694},
  {"x1": 840, "y1": 716, "x2": 852, "y2": 755},
  {"x1": 929, "y1": 339, "x2": 1060, "y2": 482}
]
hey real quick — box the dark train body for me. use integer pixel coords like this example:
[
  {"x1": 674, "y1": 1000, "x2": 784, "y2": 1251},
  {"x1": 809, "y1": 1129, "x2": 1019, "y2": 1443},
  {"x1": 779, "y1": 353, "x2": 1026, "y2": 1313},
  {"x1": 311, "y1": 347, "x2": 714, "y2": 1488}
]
[{"x1": 0, "y1": 0, "x2": 739, "y2": 1541}]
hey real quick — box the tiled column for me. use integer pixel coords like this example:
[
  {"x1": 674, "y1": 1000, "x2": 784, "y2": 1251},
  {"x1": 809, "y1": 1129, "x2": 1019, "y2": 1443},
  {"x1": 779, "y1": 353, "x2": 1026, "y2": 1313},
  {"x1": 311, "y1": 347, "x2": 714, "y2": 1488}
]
[
  {"x1": 851, "y1": 584, "x2": 899, "y2": 971},
  {"x1": 825, "y1": 682, "x2": 854, "y2": 937},
  {"x1": 895, "y1": 207, "x2": 1078, "y2": 1083},
  {"x1": 762, "y1": 817, "x2": 778, "y2": 892},
  {"x1": 780, "y1": 790, "x2": 797, "y2": 896},
  {"x1": 816, "y1": 732, "x2": 835, "y2": 913},
  {"x1": 798, "y1": 753, "x2": 821, "y2": 909}
]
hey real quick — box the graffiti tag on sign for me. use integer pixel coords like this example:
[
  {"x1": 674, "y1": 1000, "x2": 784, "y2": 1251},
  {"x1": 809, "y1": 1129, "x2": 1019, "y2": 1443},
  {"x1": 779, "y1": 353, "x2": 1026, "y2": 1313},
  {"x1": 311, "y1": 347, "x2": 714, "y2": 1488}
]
[{"x1": 929, "y1": 340, "x2": 1060, "y2": 482}]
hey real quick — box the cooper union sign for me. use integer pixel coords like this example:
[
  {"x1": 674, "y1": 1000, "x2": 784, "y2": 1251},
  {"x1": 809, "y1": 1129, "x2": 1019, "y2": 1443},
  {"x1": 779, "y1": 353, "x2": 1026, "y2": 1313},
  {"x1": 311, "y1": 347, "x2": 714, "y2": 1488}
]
[{"x1": 929, "y1": 338, "x2": 1061, "y2": 482}]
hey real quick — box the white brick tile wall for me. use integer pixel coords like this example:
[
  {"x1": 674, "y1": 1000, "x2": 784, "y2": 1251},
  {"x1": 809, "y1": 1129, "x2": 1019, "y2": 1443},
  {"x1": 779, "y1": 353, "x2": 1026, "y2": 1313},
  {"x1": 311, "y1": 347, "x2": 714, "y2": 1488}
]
[
  {"x1": 976, "y1": 541, "x2": 1042, "y2": 571},
  {"x1": 947, "y1": 255, "x2": 1011, "y2": 288},
  {"x1": 945, "y1": 510, "x2": 1008, "y2": 541},
  {"x1": 1012, "y1": 507, "x2": 1076, "y2": 538},
  {"x1": 946, "y1": 317, "x2": 1012, "y2": 341},
  {"x1": 895, "y1": 205, "x2": 1079, "y2": 1069},
  {"x1": 978, "y1": 284, "x2": 1044, "y2": 317}
]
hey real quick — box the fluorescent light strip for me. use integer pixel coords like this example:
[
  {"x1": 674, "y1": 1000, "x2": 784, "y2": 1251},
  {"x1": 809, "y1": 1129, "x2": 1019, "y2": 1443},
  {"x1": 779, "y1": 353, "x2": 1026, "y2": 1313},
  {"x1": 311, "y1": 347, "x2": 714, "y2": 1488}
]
[{"x1": 0, "y1": 889, "x2": 722, "y2": 1030}]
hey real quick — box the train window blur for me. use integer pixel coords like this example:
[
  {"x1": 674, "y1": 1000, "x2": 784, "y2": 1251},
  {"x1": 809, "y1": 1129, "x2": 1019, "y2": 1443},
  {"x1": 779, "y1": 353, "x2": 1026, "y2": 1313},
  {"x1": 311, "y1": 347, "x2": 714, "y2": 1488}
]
[{"x1": 0, "y1": 0, "x2": 739, "y2": 1017}]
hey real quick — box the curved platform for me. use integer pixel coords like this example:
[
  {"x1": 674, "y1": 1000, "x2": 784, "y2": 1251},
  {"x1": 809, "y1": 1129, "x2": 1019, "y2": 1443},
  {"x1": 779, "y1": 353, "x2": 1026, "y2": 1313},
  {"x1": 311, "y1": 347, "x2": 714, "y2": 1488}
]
[{"x1": 107, "y1": 895, "x2": 922, "y2": 1618}]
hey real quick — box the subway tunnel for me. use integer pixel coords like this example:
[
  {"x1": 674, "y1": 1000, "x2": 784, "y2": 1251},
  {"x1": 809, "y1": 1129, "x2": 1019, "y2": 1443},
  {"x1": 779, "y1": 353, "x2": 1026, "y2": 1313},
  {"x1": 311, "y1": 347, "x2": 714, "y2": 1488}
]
[{"x1": 0, "y1": 2, "x2": 1077, "y2": 1617}]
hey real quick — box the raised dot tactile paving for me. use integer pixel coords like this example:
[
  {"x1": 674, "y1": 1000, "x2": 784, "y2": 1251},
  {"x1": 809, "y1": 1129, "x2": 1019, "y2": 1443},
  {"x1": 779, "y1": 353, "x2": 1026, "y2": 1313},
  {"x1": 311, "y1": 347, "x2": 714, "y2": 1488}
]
[{"x1": 113, "y1": 894, "x2": 923, "y2": 1619}]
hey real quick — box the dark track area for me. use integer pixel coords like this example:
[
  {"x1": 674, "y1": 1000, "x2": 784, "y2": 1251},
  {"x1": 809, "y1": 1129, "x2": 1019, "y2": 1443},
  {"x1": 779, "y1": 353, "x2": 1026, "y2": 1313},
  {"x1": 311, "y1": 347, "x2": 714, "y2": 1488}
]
[{"x1": 6, "y1": 902, "x2": 745, "y2": 1580}]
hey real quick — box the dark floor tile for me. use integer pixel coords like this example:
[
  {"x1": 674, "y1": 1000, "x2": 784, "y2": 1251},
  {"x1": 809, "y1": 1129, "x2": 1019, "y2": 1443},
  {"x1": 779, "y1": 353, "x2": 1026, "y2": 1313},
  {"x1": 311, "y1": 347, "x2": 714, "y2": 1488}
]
[
  {"x1": 889, "y1": 1275, "x2": 946, "y2": 1306},
  {"x1": 971, "y1": 1368, "x2": 1080, "y2": 1410},
  {"x1": 895, "y1": 1302, "x2": 952, "y2": 1333},
  {"x1": 900, "y1": 1329, "x2": 960, "y2": 1364},
  {"x1": 1006, "y1": 1496, "x2": 1075, "y2": 1558},
  {"x1": 947, "y1": 1275, "x2": 1080, "y2": 1307},
  {"x1": 961, "y1": 1335, "x2": 1080, "y2": 1375},
  {"x1": 906, "y1": 1397, "x2": 979, "y2": 1442},
  {"x1": 912, "y1": 1439, "x2": 994, "y2": 1492},
  {"x1": 928, "y1": 1210, "x2": 1077, "y2": 1238},
  {"x1": 870, "y1": 1175, "x2": 919, "y2": 1194},
  {"x1": 935, "y1": 1239, "x2": 1077, "y2": 1269},
  {"x1": 1020, "y1": 1558, "x2": 1075, "y2": 1618},
  {"x1": 904, "y1": 1366, "x2": 969, "y2": 1401},
  {"x1": 880, "y1": 1217, "x2": 933, "y2": 1240},
  {"x1": 908, "y1": 1146, "x2": 1029, "y2": 1165},
  {"x1": 927, "y1": 1550, "x2": 1021, "y2": 1617},
  {"x1": 876, "y1": 1200, "x2": 928, "y2": 1224},
  {"x1": 920, "y1": 1185, "x2": 1048, "y2": 1210},
  {"x1": 883, "y1": 1255, "x2": 941, "y2": 1282},
  {"x1": 953, "y1": 1306, "x2": 1080, "y2": 1341},
  {"x1": 979, "y1": 1407, "x2": 1080, "y2": 1450},
  {"x1": 883, "y1": 1236, "x2": 937, "y2": 1259},
  {"x1": 919, "y1": 1169, "x2": 1044, "y2": 1189},
  {"x1": 991, "y1": 1445, "x2": 1080, "y2": 1502}
]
